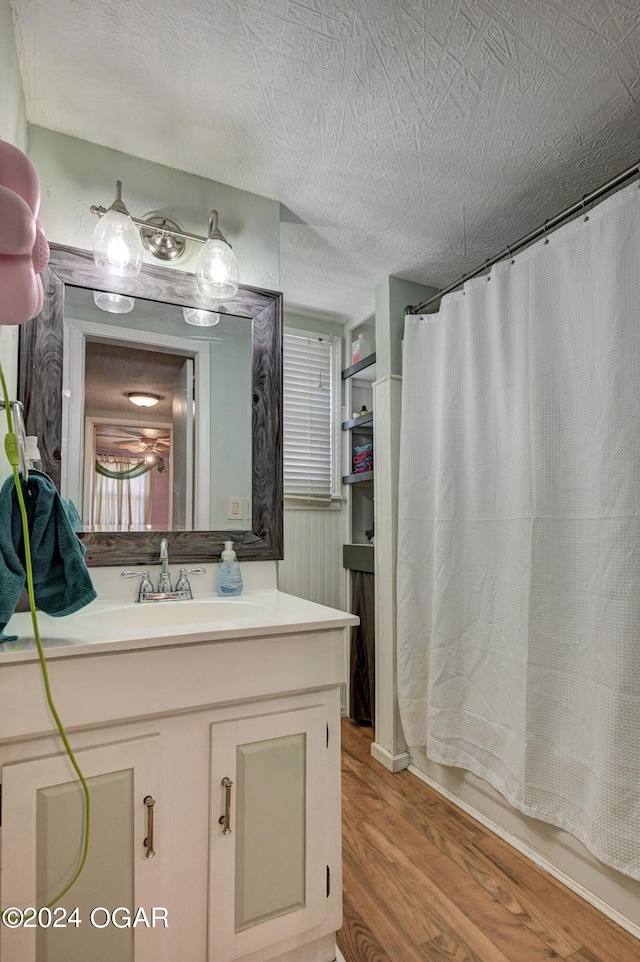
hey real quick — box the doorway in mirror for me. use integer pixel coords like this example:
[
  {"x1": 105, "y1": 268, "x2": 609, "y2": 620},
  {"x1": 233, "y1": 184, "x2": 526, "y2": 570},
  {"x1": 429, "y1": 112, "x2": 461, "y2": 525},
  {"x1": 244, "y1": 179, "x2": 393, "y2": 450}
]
[
  {"x1": 89, "y1": 421, "x2": 172, "y2": 532},
  {"x1": 61, "y1": 296, "x2": 217, "y2": 532}
]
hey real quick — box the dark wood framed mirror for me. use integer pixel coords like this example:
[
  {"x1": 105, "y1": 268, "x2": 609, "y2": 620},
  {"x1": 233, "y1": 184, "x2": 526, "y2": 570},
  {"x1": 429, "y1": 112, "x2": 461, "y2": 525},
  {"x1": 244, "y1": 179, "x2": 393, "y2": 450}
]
[{"x1": 18, "y1": 244, "x2": 282, "y2": 566}]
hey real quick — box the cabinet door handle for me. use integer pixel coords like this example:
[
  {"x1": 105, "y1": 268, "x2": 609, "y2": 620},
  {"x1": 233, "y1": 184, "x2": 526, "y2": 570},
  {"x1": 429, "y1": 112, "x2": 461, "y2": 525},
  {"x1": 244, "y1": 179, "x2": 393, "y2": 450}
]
[
  {"x1": 143, "y1": 795, "x2": 156, "y2": 858},
  {"x1": 218, "y1": 777, "x2": 233, "y2": 835}
]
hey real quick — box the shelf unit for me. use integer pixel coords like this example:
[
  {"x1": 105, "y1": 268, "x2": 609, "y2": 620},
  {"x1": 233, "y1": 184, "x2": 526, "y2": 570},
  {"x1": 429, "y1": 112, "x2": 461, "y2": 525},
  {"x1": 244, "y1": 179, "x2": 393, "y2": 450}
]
[
  {"x1": 342, "y1": 411, "x2": 373, "y2": 486},
  {"x1": 342, "y1": 319, "x2": 376, "y2": 724},
  {"x1": 342, "y1": 410, "x2": 373, "y2": 431},
  {"x1": 342, "y1": 322, "x2": 375, "y2": 566},
  {"x1": 342, "y1": 470, "x2": 373, "y2": 485},
  {"x1": 341, "y1": 352, "x2": 377, "y2": 381}
]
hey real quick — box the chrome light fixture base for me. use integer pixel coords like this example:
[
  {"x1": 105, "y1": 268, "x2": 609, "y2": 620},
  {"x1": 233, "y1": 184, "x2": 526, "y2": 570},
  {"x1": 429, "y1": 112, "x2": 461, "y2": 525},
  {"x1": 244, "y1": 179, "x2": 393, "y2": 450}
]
[{"x1": 140, "y1": 216, "x2": 187, "y2": 261}]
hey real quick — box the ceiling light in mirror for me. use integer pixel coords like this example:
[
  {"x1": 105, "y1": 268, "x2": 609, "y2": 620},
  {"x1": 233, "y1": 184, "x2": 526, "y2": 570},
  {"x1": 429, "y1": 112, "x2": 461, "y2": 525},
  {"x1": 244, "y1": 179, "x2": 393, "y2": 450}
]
[
  {"x1": 93, "y1": 291, "x2": 136, "y2": 313},
  {"x1": 183, "y1": 306, "x2": 221, "y2": 327},
  {"x1": 126, "y1": 392, "x2": 163, "y2": 407}
]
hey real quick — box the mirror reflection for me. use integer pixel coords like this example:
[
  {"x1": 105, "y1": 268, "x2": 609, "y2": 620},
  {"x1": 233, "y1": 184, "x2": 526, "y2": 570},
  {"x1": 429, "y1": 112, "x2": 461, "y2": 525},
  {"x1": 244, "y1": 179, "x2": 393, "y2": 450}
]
[{"x1": 61, "y1": 286, "x2": 253, "y2": 533}]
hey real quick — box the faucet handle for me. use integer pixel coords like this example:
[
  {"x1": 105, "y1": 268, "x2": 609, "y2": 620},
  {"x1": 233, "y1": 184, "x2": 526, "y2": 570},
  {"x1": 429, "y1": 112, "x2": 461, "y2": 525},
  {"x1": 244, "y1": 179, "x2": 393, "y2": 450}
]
[
  {"x1": 121, "y1": 569, "x2": 154, "y2": 598},
  {"x1": 175, "y1": 567, "x2": 206, "y2": 594}
]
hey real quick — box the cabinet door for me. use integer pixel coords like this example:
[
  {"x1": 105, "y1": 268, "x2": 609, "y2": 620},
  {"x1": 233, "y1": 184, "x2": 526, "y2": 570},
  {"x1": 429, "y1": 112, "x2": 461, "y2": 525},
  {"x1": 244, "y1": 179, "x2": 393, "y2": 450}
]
[
  {"x1": 208, "y1": 705, "x2": 329, "y2": 961},
  {"x1": 1, "y1": 734, "x2": 163, "y2": 962}
]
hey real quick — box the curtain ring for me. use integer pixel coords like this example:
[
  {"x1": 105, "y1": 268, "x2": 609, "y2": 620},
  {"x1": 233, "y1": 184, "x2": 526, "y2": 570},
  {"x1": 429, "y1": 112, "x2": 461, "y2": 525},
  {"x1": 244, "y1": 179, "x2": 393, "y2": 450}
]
[
  {"x1": 485, "y1": 259, "x2": 491, "y2": 281},
  {"x1": 543, "y1": 220, "x2": 550, "y2": 244},
  {"x1": 580, "y1": 194, "x2": 590, "y2": 222},
  {"x1": 505, "y1": 243, "x2": 514, "y2": 265}
]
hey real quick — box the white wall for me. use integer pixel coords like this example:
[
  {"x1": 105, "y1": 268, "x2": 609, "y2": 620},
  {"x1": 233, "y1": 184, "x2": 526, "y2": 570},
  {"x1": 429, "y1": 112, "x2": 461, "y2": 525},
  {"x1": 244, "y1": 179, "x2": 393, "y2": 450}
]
[
  {"x1": 373, "y1": 276, "x2": 437, "y2": 772},
  {"x1": 279, "y1": 506, "x2": 347, "y2": 613},
  {"x1": 278, "y1": 311, "x2": 349, "y2": 612}
]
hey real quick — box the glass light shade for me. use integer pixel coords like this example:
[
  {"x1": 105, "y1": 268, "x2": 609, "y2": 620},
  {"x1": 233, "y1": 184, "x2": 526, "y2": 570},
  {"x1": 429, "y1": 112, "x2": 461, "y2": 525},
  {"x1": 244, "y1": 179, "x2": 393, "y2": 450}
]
[
  {"x1": 126, "y1": 392, "x2": 161, "y2": 407},
  {"x1": 93, "y1": 291, "x2": 135, "y2": 314},
  {"x1": 195, "y1": 239, "x2": 239, "y2": 298},
  {"x1": 92, "y1": 209, "x2": 144, "y2": 277},
  {"x1": 183, "y1": 306, "x2": 221, "y2": 327}
]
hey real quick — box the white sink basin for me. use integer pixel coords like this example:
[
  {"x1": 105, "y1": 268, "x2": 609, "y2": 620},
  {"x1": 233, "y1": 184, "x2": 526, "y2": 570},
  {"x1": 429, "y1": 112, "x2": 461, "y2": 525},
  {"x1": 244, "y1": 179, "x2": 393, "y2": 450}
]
[{"x1": 73, "y1": 598, "x2": 257, "y2": 633}]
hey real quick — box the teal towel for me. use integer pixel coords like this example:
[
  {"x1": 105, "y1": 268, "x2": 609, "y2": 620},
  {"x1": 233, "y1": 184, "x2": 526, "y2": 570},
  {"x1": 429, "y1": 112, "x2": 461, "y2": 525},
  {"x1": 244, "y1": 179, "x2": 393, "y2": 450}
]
[
  {"x1": 0, "y1": 471, "x2": 96, "y2": 640},
  {"x1": 62, "y1": 497, "x2": 83, "y2": 533}
]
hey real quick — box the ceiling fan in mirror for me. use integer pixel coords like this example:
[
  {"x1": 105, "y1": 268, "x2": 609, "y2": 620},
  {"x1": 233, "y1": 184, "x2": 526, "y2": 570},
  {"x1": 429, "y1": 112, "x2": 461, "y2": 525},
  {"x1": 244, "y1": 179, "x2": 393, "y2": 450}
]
[{"x1": 95, "y1": 425, "x2": 170, "y2": 460}]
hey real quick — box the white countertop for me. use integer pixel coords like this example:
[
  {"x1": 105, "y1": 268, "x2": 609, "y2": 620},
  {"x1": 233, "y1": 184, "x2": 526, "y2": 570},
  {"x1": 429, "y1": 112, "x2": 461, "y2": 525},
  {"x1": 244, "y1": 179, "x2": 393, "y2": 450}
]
[{"x1": 1, "y1": 590, "x2": 359, "y2": 664}]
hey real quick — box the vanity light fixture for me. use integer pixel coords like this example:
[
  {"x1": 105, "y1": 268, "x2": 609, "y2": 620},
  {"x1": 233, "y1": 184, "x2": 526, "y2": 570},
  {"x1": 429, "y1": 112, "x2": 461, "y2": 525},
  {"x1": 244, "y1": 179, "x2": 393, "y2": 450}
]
[
  {"x1": 93, "y1": 291, "x2": 135, "y2": 314},
  {"x1": 183, "y1": 306, "x2": 221, "y2": 327},
  {"x1": 91, "y1": 181, "x2": 240, "y2": 298},
  {"x1": 91, "y1": 182, "x2": 145, "y2": 277},
  {"x1": 126, "y1": 392, "x2": 164, "y2": 408},
  {"x1": 194, "y1": 211, "x2": 239, "y2": 299}
]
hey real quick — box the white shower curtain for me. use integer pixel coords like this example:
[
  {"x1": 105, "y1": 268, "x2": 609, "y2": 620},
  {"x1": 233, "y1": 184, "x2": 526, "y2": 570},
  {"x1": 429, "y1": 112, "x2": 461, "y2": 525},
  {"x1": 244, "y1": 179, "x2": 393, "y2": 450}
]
[{"x1": 397, "y1": 181, "x2": 640, "y2": 879}]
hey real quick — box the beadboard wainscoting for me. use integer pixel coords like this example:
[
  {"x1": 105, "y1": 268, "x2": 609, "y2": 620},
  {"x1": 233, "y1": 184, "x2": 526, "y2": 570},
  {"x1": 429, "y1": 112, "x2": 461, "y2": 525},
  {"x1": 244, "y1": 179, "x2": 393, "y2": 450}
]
[
  {"x1": 279, "y1": 505, "x2": 348, "y2": 611},
  {"x1": 278, "y1": 504, "x2": 350, "y2": 713}
]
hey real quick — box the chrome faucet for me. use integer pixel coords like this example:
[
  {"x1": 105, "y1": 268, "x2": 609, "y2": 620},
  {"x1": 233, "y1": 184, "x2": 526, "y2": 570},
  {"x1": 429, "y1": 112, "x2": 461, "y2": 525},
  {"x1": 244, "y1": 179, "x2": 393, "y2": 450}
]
[
  {"x1": 157, "y1": 538, "x2": 172, "y2": 593},
  {"x1": 121, "y1": 544, "x2": 206, "y2": 601}
]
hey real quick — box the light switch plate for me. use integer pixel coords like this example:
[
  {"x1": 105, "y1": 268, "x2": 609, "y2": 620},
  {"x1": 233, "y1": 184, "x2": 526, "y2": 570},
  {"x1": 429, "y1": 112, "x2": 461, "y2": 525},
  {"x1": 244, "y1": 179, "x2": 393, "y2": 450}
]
[
  {"x1": 244, "y1": 498, "x2": 252, "y2": 522},
  {"x1": 227, "y1": 496, "x2": 242, "y2": 520}
]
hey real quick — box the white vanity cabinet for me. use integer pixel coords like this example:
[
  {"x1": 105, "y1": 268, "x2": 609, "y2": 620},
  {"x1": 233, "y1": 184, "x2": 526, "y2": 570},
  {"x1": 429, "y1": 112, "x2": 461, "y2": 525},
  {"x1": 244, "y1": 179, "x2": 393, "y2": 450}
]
[
  {"x1": 0, "y1": 733, "x2": 164, "y2": 962},
  {"x1": 208, "y1": 701, "x2": 337, "y2": 962},
  {"x1": 0, "y1": 595, "x2": 353, "y2": 962}
]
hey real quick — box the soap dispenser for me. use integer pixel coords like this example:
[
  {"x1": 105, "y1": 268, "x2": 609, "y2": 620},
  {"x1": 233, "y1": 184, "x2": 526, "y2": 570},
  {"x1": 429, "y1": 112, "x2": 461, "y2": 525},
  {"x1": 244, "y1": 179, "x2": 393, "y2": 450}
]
[{"x1": 215, "y1": 541, "x2": 243, "y2": 596}]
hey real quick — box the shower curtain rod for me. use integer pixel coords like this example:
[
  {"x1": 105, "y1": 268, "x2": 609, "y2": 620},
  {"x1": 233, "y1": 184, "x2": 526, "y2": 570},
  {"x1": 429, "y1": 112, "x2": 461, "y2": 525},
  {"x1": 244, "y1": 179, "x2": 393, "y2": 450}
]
[{"x1": 406, "y1": 159, "x2": 640, "y2": 315}]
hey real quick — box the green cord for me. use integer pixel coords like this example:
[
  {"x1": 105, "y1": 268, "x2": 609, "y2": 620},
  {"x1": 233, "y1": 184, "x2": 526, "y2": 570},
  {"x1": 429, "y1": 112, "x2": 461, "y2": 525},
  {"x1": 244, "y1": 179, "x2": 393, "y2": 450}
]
[{"x1": 0, "y1": 362, "x2": 91, "y2": 909}]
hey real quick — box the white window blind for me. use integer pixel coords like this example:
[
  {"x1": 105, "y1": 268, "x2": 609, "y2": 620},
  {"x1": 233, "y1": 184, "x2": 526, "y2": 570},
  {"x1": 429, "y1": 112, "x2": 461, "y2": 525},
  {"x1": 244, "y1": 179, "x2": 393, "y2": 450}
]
[{"x1": 283, "y1": 331, "x2": 340, "y2": 503}]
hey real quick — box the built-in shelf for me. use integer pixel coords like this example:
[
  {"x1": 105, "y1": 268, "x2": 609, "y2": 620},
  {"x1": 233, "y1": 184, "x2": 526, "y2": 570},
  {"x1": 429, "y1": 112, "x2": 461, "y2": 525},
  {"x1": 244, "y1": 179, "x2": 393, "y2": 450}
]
[
  {"x1": 342, "y1": 352, "x2": 376, "y2": 380},
  {"x1": 342, "y1": 411, "x2": 373, "y2": 431},
  {"x1": 343, "y1": 543, "x2": 374, "y2": 573},
  {"x1": 342, "y1": 470, "x2": 374, "y2": 485},
  {"x1": 344, "y1": 332, "x2": 375, "y2": 563}
]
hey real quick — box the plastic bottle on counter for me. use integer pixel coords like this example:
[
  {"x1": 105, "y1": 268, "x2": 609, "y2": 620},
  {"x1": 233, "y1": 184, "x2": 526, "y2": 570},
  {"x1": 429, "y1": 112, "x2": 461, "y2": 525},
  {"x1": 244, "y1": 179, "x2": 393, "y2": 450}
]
[{"x1": 215, "y1": 541, "x2": 244, "y2": 596}]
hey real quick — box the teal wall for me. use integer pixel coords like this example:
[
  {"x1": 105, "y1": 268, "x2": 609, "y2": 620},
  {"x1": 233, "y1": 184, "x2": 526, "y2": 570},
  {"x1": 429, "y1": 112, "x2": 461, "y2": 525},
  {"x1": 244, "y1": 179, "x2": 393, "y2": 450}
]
[
  {"x1": 375, "y1": 275, "x2": 439, "y2": 378},
  {"x1": 284, "y1": 311, "x2": 344, "y2": 341},
  {"x1": 1, "y1": 123, "x2": 280, "y2": 488},
  {"x1": 27, "y1": 126, "x2": 280, "y2": 292}
]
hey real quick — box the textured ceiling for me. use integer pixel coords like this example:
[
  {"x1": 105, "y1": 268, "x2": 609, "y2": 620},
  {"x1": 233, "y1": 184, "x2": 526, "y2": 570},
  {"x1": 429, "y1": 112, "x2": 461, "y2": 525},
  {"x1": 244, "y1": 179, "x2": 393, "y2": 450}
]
[{"x1": 11, "y1": 0, "x2": 640, "y2": 321}]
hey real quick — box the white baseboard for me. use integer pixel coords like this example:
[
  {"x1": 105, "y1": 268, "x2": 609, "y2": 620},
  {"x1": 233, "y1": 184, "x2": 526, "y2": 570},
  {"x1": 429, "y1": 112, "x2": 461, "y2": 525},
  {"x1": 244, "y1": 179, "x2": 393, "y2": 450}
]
[
  {"x1": 335, "y1": 948, "x2": 346, "y2": 962},
  {"x1": 370, "y1": 740, "x2": 410, "y2": 772},
  {"x1": 408, "y1": 764, "x2": 640, "y2": 943}
]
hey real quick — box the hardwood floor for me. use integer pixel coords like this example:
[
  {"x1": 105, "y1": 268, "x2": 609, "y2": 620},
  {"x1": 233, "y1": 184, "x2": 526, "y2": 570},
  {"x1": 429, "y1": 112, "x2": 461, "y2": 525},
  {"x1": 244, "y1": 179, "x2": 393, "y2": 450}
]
[{"x1": 337, "y1": 719, "x2": 639, "y2": 962}]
